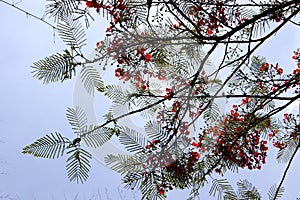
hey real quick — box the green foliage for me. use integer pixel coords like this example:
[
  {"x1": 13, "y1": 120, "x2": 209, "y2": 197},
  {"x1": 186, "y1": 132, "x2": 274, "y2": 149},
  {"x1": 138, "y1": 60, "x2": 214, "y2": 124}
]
[
  {"x1": 66, "y1": 146, "x2": 92, "y2": 183},
  {"x1": 237, "y1": 179, "x2": 261, "y2": 200},
  {"x1": 22, "y1": 132, "x2": 69, "y2": 159},
  {"x1": 105, "y1": 85, "x2": 130, "y2": 103},
  {"x1": 31, "y1": 51, "x2": 76, "y2": 84},
  {"x1": 209, "y1": 179, "x2": 237, "y2": 200},
  {"x1": 203, "y1": 102, "x2": 220, "y2": 124},
  {"x1": 140, "y1": 175, "x2": 166, "y2": 200},
  {"x1": 105, "y1": 154, "x2": 145, "y2": 175},
  {"x1": 45, "y1": 0, "x2": 92, "y2": 27},
  {"x1": 82, "y1": 126, "x2": 114, "y2": 148},
  {"x1": 80, "y1": 66, "x2": 105, "y2": 95},
  {"x1": 276, "y1": 138, "x2": 298, "y2": 163},
  {"x1": 66, "y1": 106, "x2": 87, "y2": 134},
  {"x1": 45, "y1": 0, "x2": 79, "y2": 21},
  {"x1": 118, "y1": 126, "x2": 147, "y2": 153},
  {"x1": 268, "y1": 184, "x2": 284, "y2": 200},
  {"x1": 144, "y1": 121, "x2": 164, "y2": 141},
  {"x1": 57, "y1": 14, "x2": 86, "y2": 50}
]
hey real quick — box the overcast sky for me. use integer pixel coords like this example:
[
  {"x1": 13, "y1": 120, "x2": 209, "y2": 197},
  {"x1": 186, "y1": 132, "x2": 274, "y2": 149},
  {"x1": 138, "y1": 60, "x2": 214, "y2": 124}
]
[{"x1": 0, "y1": 1, "x2": 300, "y2": 200}]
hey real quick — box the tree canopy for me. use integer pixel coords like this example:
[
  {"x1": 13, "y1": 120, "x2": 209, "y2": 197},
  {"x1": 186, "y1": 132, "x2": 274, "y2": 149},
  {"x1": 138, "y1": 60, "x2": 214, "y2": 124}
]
[{"x1": 15, "y1": 0, "x2": 300, "y2": 199}]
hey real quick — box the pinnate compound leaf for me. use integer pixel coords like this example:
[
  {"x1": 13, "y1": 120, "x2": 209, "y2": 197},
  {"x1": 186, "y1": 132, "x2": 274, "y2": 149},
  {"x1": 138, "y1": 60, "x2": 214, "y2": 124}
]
[
  {"x1": 276, "y1": 139, "x2": 297, "y2": 163},
  {"x1": 105, "y1": 154, "x2": 145, "y2": 175},
  {"x1": 80, "y1": 66, "x2": 104, "y2": 95},
  {"x1": 22, "y1": 132, "x2": 69, "y2": 159},
  {"x1": 237, "y1": 179, "x2": 261, "y2": 200},
  {"x1": 81, "y1": 126, "x2": 114, "y2": 148},
  {"x1": 66, "y1": 147, "x2": 92, "y2": 183},
  {"x1": 268, "y1": 184, "x2": 284, "y2": 200},
  {"x1": 118, "y1": 126, "x2": 147, "y2": 153},
  {"x1": 32, "y1": 51, "x2": 75, "y2": 84},
  {"x1": 58, "y1": 15, "x2": 86, "y2": 49},
  {"x1": 66, "y1": 106, "x2": 87, "y2": 134},
  {"x1": 209, "y1": 179, "x2": 236, "y2": 200}
]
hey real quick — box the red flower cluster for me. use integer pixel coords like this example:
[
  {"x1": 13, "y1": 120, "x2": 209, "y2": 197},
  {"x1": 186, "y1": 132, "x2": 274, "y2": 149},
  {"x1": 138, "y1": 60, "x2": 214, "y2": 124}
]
[
  {"x1": 260, "y1": 62, "x2": 269, "y2": 71},
  {"x1": 144, "y1": 139, "x2": 160, "y2": 149},
  {"x1": 164, "y1": 88, "x2": 174, "y2": 100},
  {"x1": 179, "y1": 121, "x2": 190, "y2": 135},
  {"x1": 145, "y1": 53, "x2": 151, "y2": 62},
  {"x1": 86, "y1": 0, "x2": 101, "y2": 12},
  {"x1": 158, "y1": 70, "x2": 166, "y2": 80},
  {"x1": 171, "y1": 101, "x2": 180, "y2": 113},
  {"x1": 292, "y1": 49, "x2": 300, "y2": 74},
  {"x1": 114, "y1": 67, "x2": 130, "y2": 81},
  {"x1": 214, "y1": 128, "x2": 268, "y2": 170},
  {"x1": 136, "y1": 48, "x2": 152, "y2": 62},
  {"x1": 187, "y1": 1, "x2": 246, "y2": 35},
  {"x1": 259, "y1": 62, "x2": 283, "y2": 75}
]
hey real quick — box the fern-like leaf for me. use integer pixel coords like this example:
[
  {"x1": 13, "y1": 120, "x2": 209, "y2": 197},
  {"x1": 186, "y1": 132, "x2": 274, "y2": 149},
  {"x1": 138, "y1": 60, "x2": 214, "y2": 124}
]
[
  {"x1": 80, "y1": 66, "x2": 104, "y2": 95},
  {"x1": 268, "y1": 184, "x2": 284, "y2": 200},
  {"x1": 32, "y1": 51, "x2": 75, "y2": 84},
  {"x1": 45, "y1": 0, "x2": 78, "y2": 21},
  {"x1": 66, "y1": 106, "x2": 87, "y2": 134},
  {"x1": 237, "y1": 179, "x2": 261, "y2": 200},
  {"x1": 118, "y1": 126, "x2": 147, "y2": 153},
  {"x1": 140, "y1": 174, "x2": 166, "y2": 200},
  {"x1": 203, "y1": 102, "x2": 220, "y2": 124},
  {"x1": 145, "y1": 121, "x2": 166, "y2": 141},
  {"x1": 57, "y1": 15, "x2": 86, "y2": 50},
  {"x1": 209, "y1": 179, "x2": 236, "y2": 200},
  {"x1": 82, "y1": 126, "x2": 114, "y2": 148},
  {"x1": 66, "y1": 147, "x2": 92, "y2": 183},
  {"x1": 22, "y1": 132, "x2": 69, "y2": 159},
  {"x1": 105, "y1": 154, "x2": 145, "y2": 175},
  {"x1": 105, "y1": 85, "x2": 129, "y2": 103},
  {"x1": 276, "y1": 139, "x2": 297, "y2": 163}
]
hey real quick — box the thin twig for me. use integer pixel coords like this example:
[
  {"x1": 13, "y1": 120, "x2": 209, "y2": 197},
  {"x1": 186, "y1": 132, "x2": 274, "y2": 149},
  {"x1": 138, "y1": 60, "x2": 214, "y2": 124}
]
[{"x1": 0, "y1": 0, "x2": 56, "y2": 30}]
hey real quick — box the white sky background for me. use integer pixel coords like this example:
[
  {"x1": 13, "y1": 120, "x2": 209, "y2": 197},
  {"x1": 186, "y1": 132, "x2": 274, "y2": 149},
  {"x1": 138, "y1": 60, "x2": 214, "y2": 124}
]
[{"x1": 0, "y1": 1, "x2": 300, "y2": 200}]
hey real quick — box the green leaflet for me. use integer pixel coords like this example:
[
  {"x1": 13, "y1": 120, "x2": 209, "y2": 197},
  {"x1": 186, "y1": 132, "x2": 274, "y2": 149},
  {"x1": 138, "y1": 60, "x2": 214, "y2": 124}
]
[
  {"x1": 66, "y1": 106, "x2": 87, "y2": 134},
  {"x1": 209, "y1": 179, "x2": 236, "y2": 200},
  {"x1": 31, "y1": 51, "x2": 76, "y2": 84},
  {"x1": 22, "y1": 132, "x2": 69, "y2": 159},
  {"x1": 237, "y1": 179, "x2": 261, "y2": 200},
  {"x1": 66, "y1": 147, "x2": 92, "y2": 183},
  {"x1": 80, "y1": 66, "x2": 105, "y2": 95},
  {"x1": 118, "y1": 126, "x2": 147, "y2": 153},
  {"x1": 268, "y1": 184, "x2": 285, "y2": 200},
  {"x1": 81, "y1": 126, "x2": 114, "y2": 148},
  {"x1": 57, "y1": 14, "x2": 86, "y2": 50}
]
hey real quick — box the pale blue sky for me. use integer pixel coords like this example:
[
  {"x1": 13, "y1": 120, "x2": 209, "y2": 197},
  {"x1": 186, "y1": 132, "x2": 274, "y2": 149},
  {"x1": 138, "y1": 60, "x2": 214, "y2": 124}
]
[{"x1": 0, "y1": 1, "x2": 300, "y2": 200}]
